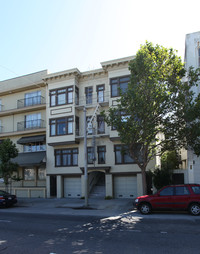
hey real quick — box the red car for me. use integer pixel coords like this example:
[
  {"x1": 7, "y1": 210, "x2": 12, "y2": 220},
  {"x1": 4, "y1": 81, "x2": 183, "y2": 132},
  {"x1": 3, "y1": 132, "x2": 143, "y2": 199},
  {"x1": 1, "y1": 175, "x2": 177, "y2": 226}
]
[{"x1": 135, "y1": 184, "x2": 200, "y2": 215}]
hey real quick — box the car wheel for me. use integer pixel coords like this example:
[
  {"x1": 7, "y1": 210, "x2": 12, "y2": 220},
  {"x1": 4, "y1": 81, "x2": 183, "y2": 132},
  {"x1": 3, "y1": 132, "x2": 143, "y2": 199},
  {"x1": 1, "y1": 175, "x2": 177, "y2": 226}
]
[
  {"x1": 139, "y1": 203, "x2": 151, "y2": 215},
  {"x1": 189, "y1": 203, "x2": 200, "y2": 216}
]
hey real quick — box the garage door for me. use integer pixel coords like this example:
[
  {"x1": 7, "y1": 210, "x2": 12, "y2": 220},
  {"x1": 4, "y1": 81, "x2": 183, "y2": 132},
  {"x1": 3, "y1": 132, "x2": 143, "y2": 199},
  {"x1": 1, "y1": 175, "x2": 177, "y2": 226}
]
[
  {"x1": 114, "y1": 176, "x2": 137, "y2": 198},
  {"x1": 64, "y1": 177, "x2": 81, "y2": 198}
]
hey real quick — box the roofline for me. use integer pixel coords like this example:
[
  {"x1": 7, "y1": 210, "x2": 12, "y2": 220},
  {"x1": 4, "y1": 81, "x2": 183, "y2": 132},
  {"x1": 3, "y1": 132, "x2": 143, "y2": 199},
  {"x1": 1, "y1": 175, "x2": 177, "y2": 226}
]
[
  {"x1": 43, "y1": 68, "x2": 81, "y2": 81},
  {"x1": 0, "y1": 70, "x2": 48, "y2": 83},
  {"x1": 101, "y1": 55, "x2": 135, "y2": 68}
]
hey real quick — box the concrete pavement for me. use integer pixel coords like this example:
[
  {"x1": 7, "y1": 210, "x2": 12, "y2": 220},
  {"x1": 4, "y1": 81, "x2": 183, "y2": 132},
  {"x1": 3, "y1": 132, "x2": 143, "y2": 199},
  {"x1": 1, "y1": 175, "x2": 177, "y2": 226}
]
[{"x1": 1, "y1": 197, "x2": 200, "y2": 223}]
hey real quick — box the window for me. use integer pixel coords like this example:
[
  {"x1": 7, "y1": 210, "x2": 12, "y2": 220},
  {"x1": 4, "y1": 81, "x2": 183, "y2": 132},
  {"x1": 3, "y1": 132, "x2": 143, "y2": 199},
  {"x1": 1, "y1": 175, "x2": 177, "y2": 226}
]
[
  {"x1": 24, "y1": 168, "x2": 35, "y2": 180},
  {"x1": 50, "y1": 87, "x2": 73, "y2": 107},
  {"x1": 159, "y1": 187, "x2": 174, "y2": 196},
  {"x1": 75, "y1": 117, "x2": 79, "y2": 135},
  {"x1": 110, "y1": 76, "x2": 130, "y2": 97},
  {"x1": 75, "y1": 87, "x2": 79, "y2": 105},
  {"x1": 25, "y1": 113, "x2": 41, "y2": 129},
  {"x1": 85, "y1": 87, "x2": 93, "y2": 104},
  {"x1": 98, "y1": 146, "x2": 106, "y2": 164},
  {"x1": 50, "y1": 116, "x2": 73, "y2": 136},
  {"x1": 192, "y1": 186, "x2": 200, "y2": 194},
  {"x1": 114, "y1": 145, "x2": 134, "y2": 164},
  {"x1": 23, "y1": 142, "x2": 46, "y2": 152},
  {"x1": 0, "y1": 99, "x2": 2, "y2": 111},
  {"x1": 38, "y1": 168, "x2": 46, "y2": 180},
  {"x1": 25, "y1": 91, "x2": 41, "y2": 106},
  {"x1": 111, "y1": 110, "x2": 128, "y2": 130},
  {"x1": 55, "y1": 148, "x2": 78, "y2": 167},
  {"x1": 87, "y1": 147, "x2": 95, "y2": 164},
  {"x1": 97, "y1": 115, "x2": 105, "y2": 134},
  {"x1": 97, "y1": 85, "x2": 104, "y2": 102},
  {"x1": 175, "y1": 186, "x2": 190, "y2": 196}
]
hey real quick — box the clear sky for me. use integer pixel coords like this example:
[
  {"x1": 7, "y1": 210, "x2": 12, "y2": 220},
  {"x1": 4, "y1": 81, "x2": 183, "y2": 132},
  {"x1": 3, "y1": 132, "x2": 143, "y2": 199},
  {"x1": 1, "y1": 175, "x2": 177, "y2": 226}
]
[{"x1": 0, "y1": 0, "x2": 200, "y2": 81}]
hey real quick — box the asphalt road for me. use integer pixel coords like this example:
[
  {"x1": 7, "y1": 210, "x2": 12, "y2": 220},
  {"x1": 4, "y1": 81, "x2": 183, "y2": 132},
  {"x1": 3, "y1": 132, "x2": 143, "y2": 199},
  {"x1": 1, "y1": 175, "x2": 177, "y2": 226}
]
[{"x1": 0, "y1": 212, "x2": 200, "y2": 254}]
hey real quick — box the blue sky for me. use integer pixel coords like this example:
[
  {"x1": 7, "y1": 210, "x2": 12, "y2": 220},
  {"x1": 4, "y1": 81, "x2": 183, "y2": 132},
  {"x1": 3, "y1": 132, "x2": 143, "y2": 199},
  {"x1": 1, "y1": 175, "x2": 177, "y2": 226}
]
[{"x1": 0, "y1": 0, "x2": 200, "y2": 81}]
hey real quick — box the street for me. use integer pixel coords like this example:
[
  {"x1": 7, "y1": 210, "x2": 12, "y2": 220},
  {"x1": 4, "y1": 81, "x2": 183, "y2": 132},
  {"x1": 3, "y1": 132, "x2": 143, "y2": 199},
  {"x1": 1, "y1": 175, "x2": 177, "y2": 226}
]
[{"x1": 0, "y1": 212, "x2": 200, "y2": 254}]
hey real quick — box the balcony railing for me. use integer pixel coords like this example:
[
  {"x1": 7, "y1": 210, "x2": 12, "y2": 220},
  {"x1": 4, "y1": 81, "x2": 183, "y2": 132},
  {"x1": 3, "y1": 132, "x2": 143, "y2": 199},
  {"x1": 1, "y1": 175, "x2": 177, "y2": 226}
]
[
  {"x1": 17, "y1": 119, "x2": 45, "y2": 132},
  {"x1": 76, "y1": 127, "x2": 109, "y2": 137},
  {"x1": 76, "y1": 94, "x2": 109, "y2": 107},
  {"x1": 17, "y1": 96, "x2": 45, "y2": 109}
]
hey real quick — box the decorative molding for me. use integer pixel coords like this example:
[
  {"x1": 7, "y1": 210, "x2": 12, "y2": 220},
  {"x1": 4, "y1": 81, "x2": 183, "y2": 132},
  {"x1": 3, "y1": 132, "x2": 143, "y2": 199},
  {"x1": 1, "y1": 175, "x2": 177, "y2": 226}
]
[{"x1": 50, "y1": 106, "x2": 72, "y2": 115}]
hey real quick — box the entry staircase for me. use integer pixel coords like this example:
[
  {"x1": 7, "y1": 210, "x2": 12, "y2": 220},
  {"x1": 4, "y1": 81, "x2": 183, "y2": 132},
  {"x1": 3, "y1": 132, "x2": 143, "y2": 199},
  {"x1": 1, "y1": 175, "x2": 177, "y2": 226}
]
[{"x1": 89, "y1": 176, "x2": 105, "y2": 198}]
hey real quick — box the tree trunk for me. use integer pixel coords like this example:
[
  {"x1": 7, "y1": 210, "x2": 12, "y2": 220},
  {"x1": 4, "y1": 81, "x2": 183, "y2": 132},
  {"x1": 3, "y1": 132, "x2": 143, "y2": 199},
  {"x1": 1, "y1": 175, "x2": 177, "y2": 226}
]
[{"x1": 141, "y1": 167, "x2": 147, "y2": 195}]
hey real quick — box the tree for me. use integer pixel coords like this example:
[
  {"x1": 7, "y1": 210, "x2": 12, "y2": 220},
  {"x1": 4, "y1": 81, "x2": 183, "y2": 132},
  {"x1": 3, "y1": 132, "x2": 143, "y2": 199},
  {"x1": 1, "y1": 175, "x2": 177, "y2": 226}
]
[
  {"x1": 103, "y1": 41, "x2": 200, "y2": 195},
  {"x1": 152, "y1": 150, "x2": 180, "y2": 190},
  {"x1": 0, "y1": 139, "x2": 19, "y2": 191}
]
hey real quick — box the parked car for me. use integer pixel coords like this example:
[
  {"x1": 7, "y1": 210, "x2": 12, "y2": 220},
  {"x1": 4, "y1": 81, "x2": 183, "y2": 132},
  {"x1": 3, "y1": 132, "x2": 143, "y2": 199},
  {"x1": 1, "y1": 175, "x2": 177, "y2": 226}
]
[
  {"x1": 135, "y1": 184, "x2": 200, "y2": 215},
  {"x1": 0, "y1": 190, "x2": 17, "y2": 208}
]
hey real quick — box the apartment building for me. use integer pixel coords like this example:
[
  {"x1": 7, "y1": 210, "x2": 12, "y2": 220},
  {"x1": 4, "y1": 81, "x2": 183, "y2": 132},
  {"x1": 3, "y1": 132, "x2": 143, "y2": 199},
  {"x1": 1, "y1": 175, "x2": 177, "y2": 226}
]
[
  {"x1": 0, "y1": 70, "x2": 47, "y2": 198},
  {"x1": 183, "y1": 31, "x2": 200, "y2": 183},
  {"x1": 0, "y1": 56, "x2": 156, "y2": 199},
  {"x1": 44, "y1": 56, "x2": 155, "y2": 199}
]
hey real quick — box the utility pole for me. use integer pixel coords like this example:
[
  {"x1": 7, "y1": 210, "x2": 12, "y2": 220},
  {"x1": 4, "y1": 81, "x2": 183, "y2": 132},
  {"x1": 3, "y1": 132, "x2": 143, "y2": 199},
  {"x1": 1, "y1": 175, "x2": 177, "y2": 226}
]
[{"x1": 83, "y1": 106, "x2": 88, "y2": 207}]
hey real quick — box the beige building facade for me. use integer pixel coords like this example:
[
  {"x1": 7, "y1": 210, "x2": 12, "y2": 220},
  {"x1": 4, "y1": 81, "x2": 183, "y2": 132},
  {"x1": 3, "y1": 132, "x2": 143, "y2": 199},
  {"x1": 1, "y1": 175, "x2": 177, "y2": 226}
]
[
  {"x1": 0, "y1": 70, "x2": 47, "y2": 198},
  {"x1": 44, "y1": 56, "x2": 155, "y2": 199},
  {"x1": 0, "y1": 56, "x2": 156, "y2": 199}
]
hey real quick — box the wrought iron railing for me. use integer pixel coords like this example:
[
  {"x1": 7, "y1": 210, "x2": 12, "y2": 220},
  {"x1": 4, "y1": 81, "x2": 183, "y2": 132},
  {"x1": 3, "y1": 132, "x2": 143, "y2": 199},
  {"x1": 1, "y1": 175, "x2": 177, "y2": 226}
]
[
  {"x1": 17, "y1": 96, "x2": 45, "y2": 109},
  {"x1": 17, "y1": 119, "x2": 45, "y2": 131}
]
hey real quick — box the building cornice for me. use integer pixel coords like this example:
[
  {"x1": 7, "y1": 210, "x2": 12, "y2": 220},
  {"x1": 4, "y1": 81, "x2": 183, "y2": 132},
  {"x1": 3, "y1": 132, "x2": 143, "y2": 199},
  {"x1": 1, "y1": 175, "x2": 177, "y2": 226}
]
[
  {"x1": 43, "y1": 55, "x2": 135, "y2": 83},
  {"x1": 43, "y1": 68, "x2": 81, "y2": 82},
  {"x1": 101, "y1": 55, "x2": 135, "y2": 70}
]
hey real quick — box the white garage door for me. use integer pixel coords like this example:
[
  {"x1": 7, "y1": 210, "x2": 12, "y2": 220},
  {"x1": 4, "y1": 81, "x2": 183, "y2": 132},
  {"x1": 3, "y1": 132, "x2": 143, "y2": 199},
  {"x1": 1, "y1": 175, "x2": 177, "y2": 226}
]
[
  {"x1": 64, "y1": 177, "x2": 81, "y2": 198},
  {"x1": 114, "y1": 176, "x2": 137, "y2": 198}
]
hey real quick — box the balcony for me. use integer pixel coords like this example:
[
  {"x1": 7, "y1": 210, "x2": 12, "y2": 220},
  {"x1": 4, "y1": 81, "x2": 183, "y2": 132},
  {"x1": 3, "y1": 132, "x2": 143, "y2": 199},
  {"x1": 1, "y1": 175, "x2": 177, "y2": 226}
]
[
  {"x1": 0, "y1": 97, "x2": 46, "y2": 117},
  {"x1": 17, "y1": 119, "x2": 46, "y2": 132},
  {"x1": 75, "y1": 126, "x2": 110, "y2": 139},
  {"x1": 17, "y1": 96, "x2": 45, "y2": 109},
  {"x1": 75, "y1": 94, "x2": 109, "y2": 109}
]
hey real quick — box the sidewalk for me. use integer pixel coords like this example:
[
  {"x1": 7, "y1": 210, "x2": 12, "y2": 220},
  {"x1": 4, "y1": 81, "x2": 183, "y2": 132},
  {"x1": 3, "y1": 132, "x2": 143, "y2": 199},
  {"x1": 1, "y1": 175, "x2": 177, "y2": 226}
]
[
  {"x1": 3, "y1": 197, "x2": 134, "y2": 217},
  {"x1": 1, "y1": 197, "x2": 200, "y2": 222}
]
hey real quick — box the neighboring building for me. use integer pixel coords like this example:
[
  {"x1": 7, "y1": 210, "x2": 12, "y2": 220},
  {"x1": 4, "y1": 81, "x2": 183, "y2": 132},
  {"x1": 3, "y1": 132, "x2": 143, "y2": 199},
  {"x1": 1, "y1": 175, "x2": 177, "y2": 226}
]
[
  {"x1": 44, "y1": 56, "x2": 155, "y2": 199},
  {"x1": 0, "y1": 70, "x2": 47, "y2": 198},
  {"x1": 0, "y1": 56, "x2": 156, "y2": 199},
  {"x1": 183, "y1": 31, "x2": 200, "y2": 184}
]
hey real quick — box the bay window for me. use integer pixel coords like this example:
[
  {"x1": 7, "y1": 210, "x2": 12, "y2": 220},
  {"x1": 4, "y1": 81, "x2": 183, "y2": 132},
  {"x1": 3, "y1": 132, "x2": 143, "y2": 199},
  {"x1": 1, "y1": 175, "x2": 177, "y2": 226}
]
[
  {"x1": 50, "y1": 116, "x2": 73, "y2": 136},
  {"x1": 110, "y1": 76, "x2": 130, "y2": 97},
  {"x1": 50, "y1": 86, "x2": 73, "y2": 107},
  {"x1": 55, "y1": 148, "x2": 78, "y2": 167}
]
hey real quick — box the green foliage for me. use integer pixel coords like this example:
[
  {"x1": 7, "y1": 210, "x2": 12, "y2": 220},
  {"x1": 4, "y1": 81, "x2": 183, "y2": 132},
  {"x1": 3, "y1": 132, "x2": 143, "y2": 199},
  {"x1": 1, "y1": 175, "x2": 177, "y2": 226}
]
[
  {"x1": 105, "y1": 196, "x2": 113, "y2": 200},
  {"x1": 152, "y1": 167, "x2": 172, "y2": 191},
  {"x1": 103, "y1": 41, "x2": 200, "y2": 194},
  {"x1": 0, "y1": 139, "x2": 19, "y2": 185},
  {"x1": 161, "y1": 150, "x2": 180, "y2": 170},
  {"x1": 152, "y1": 150, "x2": 180, "y2": 190}
]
